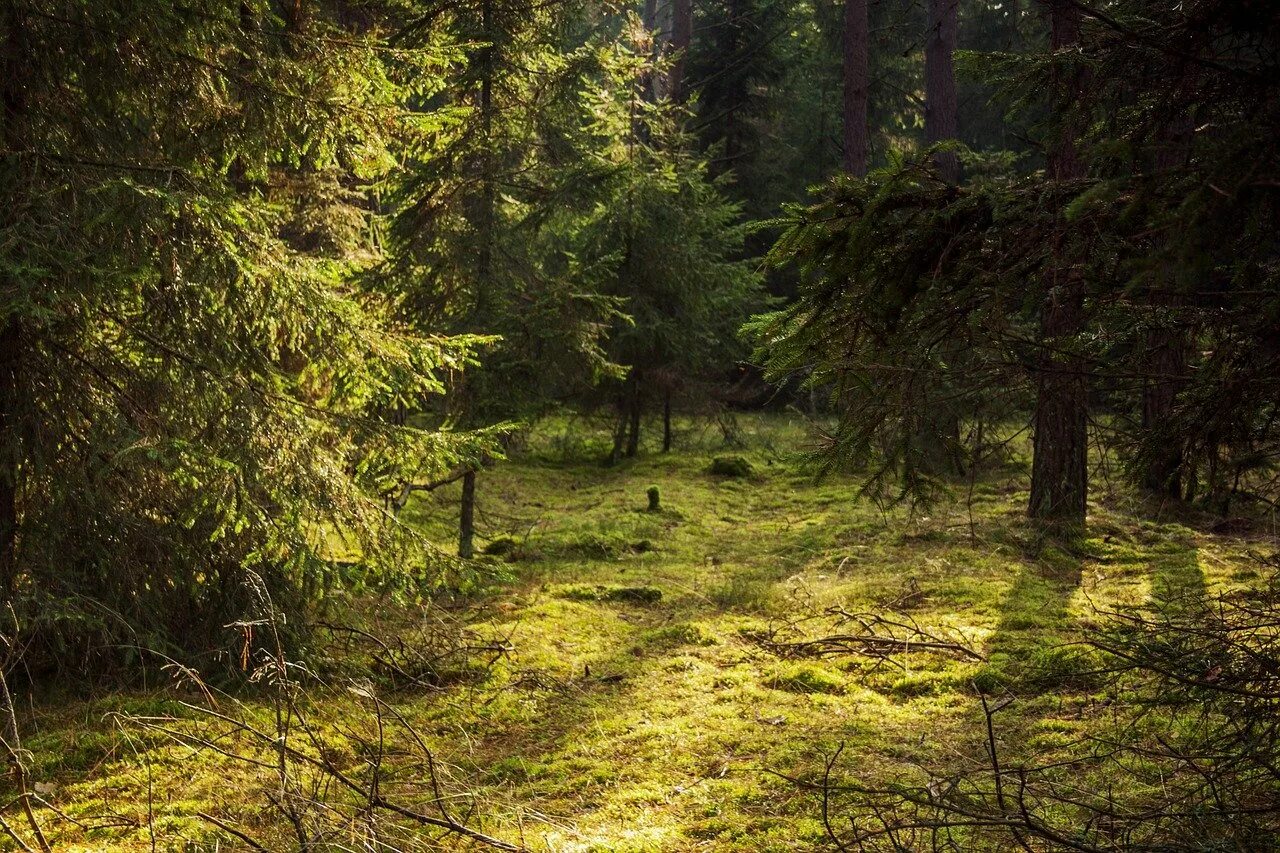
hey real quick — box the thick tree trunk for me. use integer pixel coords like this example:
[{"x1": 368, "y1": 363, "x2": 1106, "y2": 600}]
[
  {"x1": 642, "y1": 0, "x2": 660, "y2": 100},
  {"x1": 1029, "y1": 286, "x2": 1088, "y2": 523},
  {"x1": 1028, "y1": 0, "x2": 1087, "y2": 527},
  {"x1": 662, "y1": 392, "x2": 673, "y2": 453},
  {"x1": 842, "y1": 0, "x2": 869, "y2": 175},
  {"x1": 458, "y1": 470, "x2": 476, "y2": 559},
  {"x1": 670, "y1": 0, "x2": 693, "y2": 101},
  {"x1": 924, "y1": 0, "x2": 960, "y2": 183}
]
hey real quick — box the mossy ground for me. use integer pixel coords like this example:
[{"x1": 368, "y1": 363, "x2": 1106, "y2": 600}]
[{"x1": 6, "y1": 413, "x2": 1268, "y2": 851}]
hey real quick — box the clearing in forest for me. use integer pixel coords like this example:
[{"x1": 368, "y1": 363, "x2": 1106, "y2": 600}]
[{"x1": 20, "y1": 414, "x2": 1254, "y2": 851}]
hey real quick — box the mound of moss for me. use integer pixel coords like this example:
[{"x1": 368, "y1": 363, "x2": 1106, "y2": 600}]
[{"x1": 709, "y1": 455, "x2": 754, "y2": 478}]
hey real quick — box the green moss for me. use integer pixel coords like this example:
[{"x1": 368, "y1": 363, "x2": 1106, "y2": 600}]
[
  {"x1": 21, "y1": 413, "x2": 1268, "y2": 852},
  {"x1": 556, "y1": 583, "x2": 664, "y2": 604},
  {"x1": 764, "y1": 662, "x2": 846, "y2": 695},
  {"x1": 709, "y1": 455, "x2": 755, "y2": 478}
]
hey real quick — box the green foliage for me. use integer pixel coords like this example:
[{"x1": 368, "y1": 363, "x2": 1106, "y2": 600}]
[
  {"x1": 0, "y1": 1, "x2": 493, "y2": 674},
  {"x1": 377, "y1": 1, "x2": 629, "y2": 427},
  {"x1": 745, "y1": 153, "x2": 1037, "y2": 505},
  {"x1": 579, "y1": 25, "x2": 767, "y2": 396},
  {"x1": 749, "y1": 0, "x2": 1280, "y2": 513}
]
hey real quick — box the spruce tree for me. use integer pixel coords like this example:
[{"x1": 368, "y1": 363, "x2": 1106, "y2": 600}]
[
  {"x1": 579, "y1": 21, "x2": 766, "y2": 461},
  {"x1": 0, "y1": 0, "x2": 487, "y2": 672}
]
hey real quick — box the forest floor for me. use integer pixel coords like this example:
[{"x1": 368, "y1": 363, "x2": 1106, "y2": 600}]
[{"x1": 12, "y1": 413, "x2": 1271, "y2": 851}]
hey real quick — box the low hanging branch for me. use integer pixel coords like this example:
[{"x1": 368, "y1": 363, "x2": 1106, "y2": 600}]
[{"x1": 386, "y1": 454, "x2": 501, "y2": 514}]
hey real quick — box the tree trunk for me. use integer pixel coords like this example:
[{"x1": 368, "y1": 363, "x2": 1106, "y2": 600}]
[
  {"x1": 917, "y1": 0, "x2": 962, "y2": 476},
  {"x1": 1028, "y1": 0, "x2": 1087, "y2": 527},
  {"x1": 642, "y1": 0, "x2": 660, "y2": 100},
  {"x1": 458, "y1": 470, "x2": 476, "y2": 559},
  {"x1": 0, "y1": 323, "x2": 20, "y2": 595},
  {"x1": 842, "y1": 0, "x2": 869, "y2": 175},
  {"x1": 924, "y1": 0, "x2": 960, "y2": 183},
  {"x1": 625, "y1": 378, "x2": 642, "y2": 458},
  {"x1": 670, "y1": 0, "x2": 693, "y2": 101},
  {"x1": 477, "y1": 0, "x2": 495, "y2": 304},
  {"x1": 0, "y1": 7, "x2": 27, "y2": 594},
  {"x1": 455, "y1": 0, "x2": 494, "y2": 555},
  {"x1": 609, "y1": 409, "x2": 628, "y2": 466},
  {"x1": 662, "y1": 391, "x2": 673, "y2": 453}
]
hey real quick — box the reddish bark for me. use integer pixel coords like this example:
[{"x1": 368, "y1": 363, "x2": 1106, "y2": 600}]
[
  {"x1": 843, "y1": 0, "x2": 869, "y2": 175},
  {"x1": 925, "y1": 0, "x2": 960, "y2": 183},
  {"x1": 1029, "y1": 0, "x2": 1088, "y2": 525}
]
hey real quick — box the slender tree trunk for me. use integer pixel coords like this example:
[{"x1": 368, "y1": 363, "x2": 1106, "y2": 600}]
[
  {"x1": 0, "y1": 325, "x2": 20, "y2": 595},
  {"x1": 1029, "y1": 0, "x2": 1087, "y2": 527},
  {"x1": 458, "y1": 470, "x2": 476, "y2": 558},
  {"x1": 924, "y1": 0, "x2": 960, "y2": 183},
  {"x1": 625, "y1": 377, "x2": 642, "y2": 458},
  {"x1": 662, "y1": 391, "x2": 673, "y2": 453},
  {"x1": 670, "y1": 0, "x2": 693, "y2": 102},
  {"x1": 609, "y1": 408, "x2": 628, "y2": 466},
  {"x1": 842, "y1": 0, "x2": 869, "y2": 175},
  {"x1": 0, "y1": 7, "x2": 27, "y2": 594},
  {"x1": 455, "y1": 0, "x2": 494, "y2": 556},
  {"x1": 477, "y1": 0, "x2": 495, "y2": 299},
  {"x1": 610, "y1": 370, "x2": 638, "y2": 465}
]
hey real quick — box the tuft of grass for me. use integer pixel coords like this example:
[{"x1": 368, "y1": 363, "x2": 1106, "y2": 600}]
[
  {"x1": 710, "y1": 573, "x2": 781, "y2": 612},
  {"x1": 764, "y1": 662, "x2": 846, "y2": 695}
]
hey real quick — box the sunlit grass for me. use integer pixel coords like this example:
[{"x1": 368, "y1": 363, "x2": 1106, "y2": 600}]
[{"x1": 8, "y1": 411, "x2": 1257, "y2": 851}]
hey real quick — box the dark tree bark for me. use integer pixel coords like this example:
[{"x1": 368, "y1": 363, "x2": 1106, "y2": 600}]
[
  {"x1": 924, "y1": 0, "x2": 960, "y2": 183},
  {"x1": 458, "y1": 470, "x2": 476, "y2": 558},
  {"x1": 454, "y1": 0, "x2": 495, "y2": 555},
  {"x1": 1029, "y1": 0, "x2": 1087, "y2": 526},
  {"x1": 477, "y1": 0, "x2": 495, "y2": 303},
  {"x1": 642, "y1": 0, "x2": 660, "y2": 100},
  {"x1": 917, "y1": 0, "x2": 962, "y2": 476},
  {"x1": 0, "y1": 6, "x2": 27, "y2": 594},
  {"x1": 670, "y1": 0, "x2": 693, "y2": 101},
  {"x1": 842, "y1": 0, "x2": 869, "y2": 175}
]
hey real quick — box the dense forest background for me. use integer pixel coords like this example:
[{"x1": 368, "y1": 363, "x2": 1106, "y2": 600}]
[{"x1": 1, "y1": 0, "x2": 1278, "y2": 850}]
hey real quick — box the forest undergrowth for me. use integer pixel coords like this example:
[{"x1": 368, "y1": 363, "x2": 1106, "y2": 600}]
[{"x1": 4, "y1": 413, "x2": 1274, "y2": 852}]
